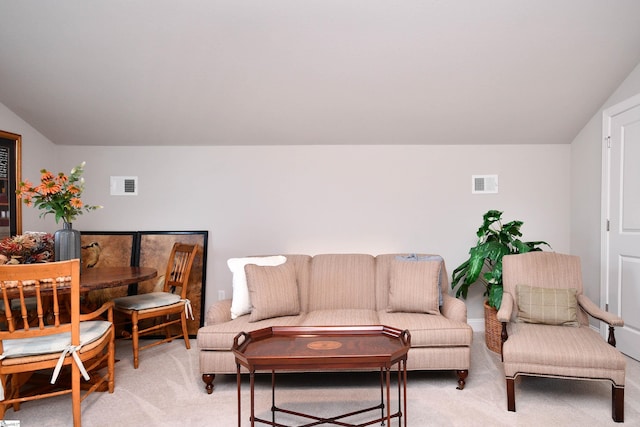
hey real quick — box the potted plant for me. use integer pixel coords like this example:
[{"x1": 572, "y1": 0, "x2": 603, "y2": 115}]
[{"x1": 451, "y1": 210, "x2": 550, "y2": 352}]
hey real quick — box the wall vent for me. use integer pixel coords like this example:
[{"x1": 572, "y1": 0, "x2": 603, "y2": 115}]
[
  {"x1": 110, "y1": 176, "x2": 138, "y2": 196},
  {"x1": 472, "y1": 175, "x2": 498, "y2": 194}
]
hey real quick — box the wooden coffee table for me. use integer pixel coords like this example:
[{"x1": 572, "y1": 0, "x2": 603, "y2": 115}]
[{"x1": 232, "y1": 325, "x2": 411, "y2": 427}]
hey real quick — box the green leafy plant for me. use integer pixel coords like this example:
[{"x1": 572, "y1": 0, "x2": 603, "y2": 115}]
[{"x1": 451, "y1": 210, "x2": 550, "y2": 309}]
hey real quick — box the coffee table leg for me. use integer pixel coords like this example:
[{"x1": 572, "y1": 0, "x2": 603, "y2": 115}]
[
  {"x1": 379, "y1": 369, "x2": 385, "y2": 423},
  {"x1": 271, "y1": 370, "x2": 276, "y2": 425},
  {"x1": 397, "y1": 364, "x2": 401, "y2": 427},
  {"x1": 236, "y1": 364, "x2": 241, "y2": 427},
  {"x1": 386, "y1": 367, "x2": 391, "y2": 426},
  {"x1": 250, "y1": 370, "x2": 256, "y2": 427},
  {"x1": 403, "y1": 358, "x2": 408, "y2": 427}
]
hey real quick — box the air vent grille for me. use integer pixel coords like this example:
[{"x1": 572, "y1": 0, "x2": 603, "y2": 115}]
[
  {"x1": 472, "y1": 175, "x2": 498, "y2": 194},
  {"x1": 110, "y1": 176, "x2": 138, "y2": 196},
  {"x1": 124, "y1": 178, "x2": 136, "y2": 193}
]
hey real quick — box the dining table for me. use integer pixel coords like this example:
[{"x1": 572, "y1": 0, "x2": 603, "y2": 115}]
[
  {"x1": 1, "y1": 266, "x2": 157, "y2": 299},
  {"x1": 80, "y1": 266, "x2": 157, "y2": 294}
]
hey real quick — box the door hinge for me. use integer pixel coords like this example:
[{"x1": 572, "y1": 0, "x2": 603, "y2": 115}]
[
  {"x1": 606, "y1": 136, "x2": 611, "y2": 148},
  {"x1": 606, "y1": 303, "x2": 609, "y2": 312},
  {"x1": 607, "y1": 219, "x2": 610, "y2": 231}
]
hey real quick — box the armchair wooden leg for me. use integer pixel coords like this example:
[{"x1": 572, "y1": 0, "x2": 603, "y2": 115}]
[
  {"x1": 203, "y1": 374, "x2": 215, "y2": 394},
  {"x1": 506, "y1": 378, "x2": 516, "y2": 412},
  {"x1": 612, "y1": 385, "x2": 624, "y2": 423}
]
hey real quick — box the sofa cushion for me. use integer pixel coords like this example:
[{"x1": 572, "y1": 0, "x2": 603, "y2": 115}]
[
  {"x1": 300, "y1": 309, "x2": 380, "y2": 326},
  {"x1": 308, "y1": 254, "x2": 376, "y2": 311},
  {"x1": 197, "y1": 314, "x2": 306, "y2": 350},
  {"x1": 227, "y1": 255, "x2": 287, "y2": 319},
  {"x1": 245, "y1": 262, "x2": 300, "y2": 322},
  {"x1": 516, "y1": 284, "x2": 578, "y2": 326},
  {"x1": 395, "y1": 254, "x2": 444, "y2": 306},
  {"x1": 387, "y1": 259, "x2": 440, "y2": 315},
  {"x1": 375, "y1": 254, "x2": 452, "y2": 312},
  {"x1": 377, "y1": 311, "x2": 473, "y2": 348}
]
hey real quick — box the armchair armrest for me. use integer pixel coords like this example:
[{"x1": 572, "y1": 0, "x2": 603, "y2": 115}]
[
  {"x1": 496, "y1": 293, "x2": 513, "y2": 323},
  {"x1": 440, "y1": 293, "x2": 467, "y2": 323},
  {"x1": 80, "y1": 300, "x2": 114, "y2": 323},
  {"x1": 577, "y1": 294, "x2": 624, "y2": 327},
  {"x1": 205, "y1": 298, "x2": 232, "y2": 325}
]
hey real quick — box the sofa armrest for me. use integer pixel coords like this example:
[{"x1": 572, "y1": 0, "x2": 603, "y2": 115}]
[
  {"x1": 440, "y1": 293, "x2": 467, "y2": 323},
  {"x1": 205, "y1": 299, "x2": 232, "y2": 325},
  {"x1": 577, "y1": 294, "x2": 624, "y2": 327},
  {"x1": 496, "y1": 293, "x2": 513, "y2": 323}
]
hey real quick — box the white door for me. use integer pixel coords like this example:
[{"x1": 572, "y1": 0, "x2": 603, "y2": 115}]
[{"x1": 603, "y1": 93, "x2": 640, "y2": 361}]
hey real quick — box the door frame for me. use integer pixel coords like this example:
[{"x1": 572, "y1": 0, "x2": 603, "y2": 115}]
[{"x1": 601, "y1": 92, "x2": 640, "y2": 337}]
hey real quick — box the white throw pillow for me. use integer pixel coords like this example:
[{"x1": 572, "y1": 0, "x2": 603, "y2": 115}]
[{"x1": 228, "y1": 255, "x2": 287, "y2": 319}]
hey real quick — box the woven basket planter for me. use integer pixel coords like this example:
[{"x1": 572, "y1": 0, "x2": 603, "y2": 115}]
[{"x1": 483, "y1": 300, "x2": 502, "y2": 354}]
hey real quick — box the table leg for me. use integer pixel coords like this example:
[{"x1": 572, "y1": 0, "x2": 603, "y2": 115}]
[
  {"x1": 237, "y1": 364, "x2": 241, "y2": 427},
  {"x1": 403, "y1": 358, "x2": 407, "y2": 427},
  {"x1": 379, "y1": 369, "x2": 384, "y2": 423},
  {"x1": 250, "y1": 370, "x2": 255, "y2": 427},
  {"x1": 397, "y1": 365, "x2": 401, "y2": 427},
  {"x1": 271, "y1": 370, "x2": 276, "y2": 426},
  {"x1": 386, "y1": 367, "x2": 391, "y2": 426}
]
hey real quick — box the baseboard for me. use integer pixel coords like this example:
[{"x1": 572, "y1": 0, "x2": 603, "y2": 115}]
[{"x1": 468, "y1": 317, "x2": 484, "y2": 332}]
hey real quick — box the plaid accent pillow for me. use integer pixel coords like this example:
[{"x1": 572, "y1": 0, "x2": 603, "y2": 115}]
[{"x1": 516, "y1": 284, "x2": 579, "y2": 326}]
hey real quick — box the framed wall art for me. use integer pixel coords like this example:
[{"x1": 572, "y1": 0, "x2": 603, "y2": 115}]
[
  {"x1": 80, "y1": 231, "x2": 138, "y2": 307},
  {"x1": 0, "y1": 130, "x2": 22, "y2": 239},
  {"x1": 137, "y1": 230, "x2": 208, "y2": 336},
  {"x1": 80, "y1": 229, "x2": 208, "y2": 336}
]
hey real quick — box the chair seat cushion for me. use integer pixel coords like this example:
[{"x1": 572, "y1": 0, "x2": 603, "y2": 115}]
[
  {"x1": 113, "y1": 292, "x2": 181, "y2": 310},
  {"x1": 502, "y1": 323, "x2": 626, "y2": 385},
  {"x1": 0, "y1": 321, "x2": 112, "y2": 360}
]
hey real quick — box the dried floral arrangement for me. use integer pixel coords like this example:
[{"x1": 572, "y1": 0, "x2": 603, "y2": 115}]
[{"x1": 0, "y1": 232, "x2": 54, "y2": 265}]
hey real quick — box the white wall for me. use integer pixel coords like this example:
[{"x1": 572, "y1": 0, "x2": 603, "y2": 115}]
[
  {"x1": 2, "y1": 99, "x2": 572, "y2": 327},
  {"x1": 570, "y1": 62, "x2": 640, "y2": 305},
  {"x1": 1, "y1": 97, "x2": 572, "y2": 326},
  {"x1": 43, "y1": 144, "x2": 570, "y2": 323}
]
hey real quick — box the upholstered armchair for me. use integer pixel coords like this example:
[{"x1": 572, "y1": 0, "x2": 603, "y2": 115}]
[{"x1": 498, "y1": 252, "x2": 626, "y2": 422}]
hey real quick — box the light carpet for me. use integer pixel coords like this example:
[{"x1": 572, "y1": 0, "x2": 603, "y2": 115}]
[{"x1": 3, "y1": 333, "x2": 638, "y2": 426}]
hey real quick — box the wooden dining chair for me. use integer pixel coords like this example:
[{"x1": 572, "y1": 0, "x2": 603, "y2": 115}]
[
  {"x1": 0, "y1": 259, "x2": 115, "y2": 427},
  {"x1": 113, "y1": 243, "x2": 198, "y2": 368}
]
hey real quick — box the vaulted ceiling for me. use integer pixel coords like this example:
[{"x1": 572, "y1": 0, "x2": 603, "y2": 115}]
[{"x1": 2, "y1": 1, "x2": 640, "y2": 146}]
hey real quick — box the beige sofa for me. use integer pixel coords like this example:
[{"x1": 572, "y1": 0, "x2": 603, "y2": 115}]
[{"x1": 197, "y1": 253, "x2": 473, "y2": 393}]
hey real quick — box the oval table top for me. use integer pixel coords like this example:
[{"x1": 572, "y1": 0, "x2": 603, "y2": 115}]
[{"x1": 80, "y1": 266, "x2": 157, "y2": 292}]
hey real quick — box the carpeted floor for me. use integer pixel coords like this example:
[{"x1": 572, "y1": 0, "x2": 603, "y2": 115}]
[{"x1": 3, "y1": 332, "x2": 638, "y2": 426}]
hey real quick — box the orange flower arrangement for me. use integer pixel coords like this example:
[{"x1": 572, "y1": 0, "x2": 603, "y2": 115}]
[{"x1": 17, "y1": 162, "x2": 102, "y2": 224}]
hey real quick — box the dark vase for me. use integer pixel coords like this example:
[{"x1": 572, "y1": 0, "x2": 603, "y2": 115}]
[{"x1": 54, "y1": 222, "x2": 81, "y2": 262}]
